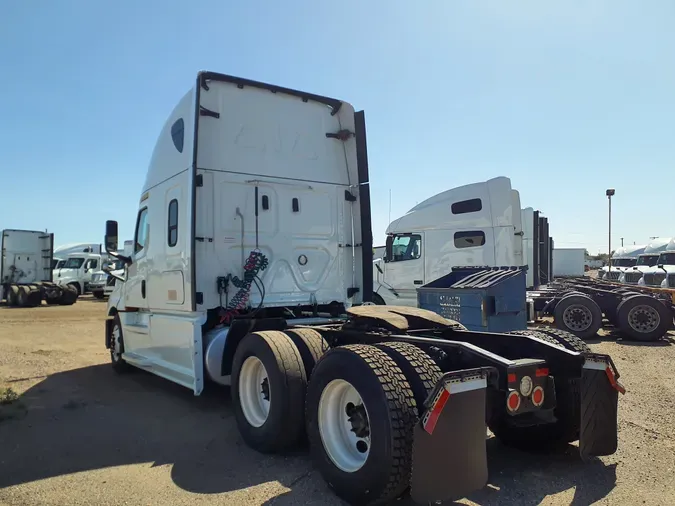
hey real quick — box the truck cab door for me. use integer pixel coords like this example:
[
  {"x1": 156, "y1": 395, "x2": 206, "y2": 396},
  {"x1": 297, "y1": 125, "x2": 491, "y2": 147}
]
[
  {"x1": 383, "y1": 233, "x2": 424, "y2": 306},
  {"x1": 119, "y1": 206, "x2": 152, "y2": 355},
  {"x1": 125, "y1": 207, "x2": 150, "y2": 311}
]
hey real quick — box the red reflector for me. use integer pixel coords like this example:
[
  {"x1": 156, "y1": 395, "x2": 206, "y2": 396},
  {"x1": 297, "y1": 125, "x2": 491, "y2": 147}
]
[
  {"x1": 605, "y1": 367, "x2": 626, "y2": 395},
  {"x1": 508, "y1": 373, "x2": 517, "y2": 383},
  {"x1": 531, "y1": 386, "x2": 544, "y2": 407},
  {"x1": 536, "y1": 368, "x2": 549, "y2": 377},
  {"x1": 423, "y1": 388, "x2": 450, "y2": 435},
  {"x1": 507, "y1": 391, "x2": 521, "y2": 412}
]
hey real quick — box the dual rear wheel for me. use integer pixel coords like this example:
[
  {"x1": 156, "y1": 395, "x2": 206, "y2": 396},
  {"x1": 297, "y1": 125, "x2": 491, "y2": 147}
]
[{"x1": 231, "y1": 330, "x2": 441, "y2": 505}]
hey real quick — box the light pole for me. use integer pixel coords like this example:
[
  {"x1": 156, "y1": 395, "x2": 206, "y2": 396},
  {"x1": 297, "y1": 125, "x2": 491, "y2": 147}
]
[{"x1": 606, "y1": 189, "x2": 615, "y2": 272}]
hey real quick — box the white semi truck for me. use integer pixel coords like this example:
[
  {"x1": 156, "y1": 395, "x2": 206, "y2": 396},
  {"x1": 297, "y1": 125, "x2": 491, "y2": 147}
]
[
  {"x1": 598, "y1": 245, "x2": 646, "y2": 281},
  {"x1": 1, "y1": 229, "x2": 78, "y2": 306},
  {"x1": 102, "y1": 71, "x2": 622, "y2": 505},
  {"x1": 371, "y1": 177, "x2": 524, "y2": 306},
  {"x1": 638, "y1": 238, "x2": 675, "y2": 288},
  {"x1": 619, "y1": 237, "x2": 671, "y2": 285},
  {"x1": 55, "y1": 251, "x2": 106, "y2": 295},
  {"x1": 371, "y1": 185, "x2": 554, "y2": 306}
]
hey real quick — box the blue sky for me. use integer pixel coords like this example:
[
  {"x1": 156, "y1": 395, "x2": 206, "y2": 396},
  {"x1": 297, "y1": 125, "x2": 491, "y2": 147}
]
[{"x1": 1, "y1": 1, "x2": 673, "y2": 255}]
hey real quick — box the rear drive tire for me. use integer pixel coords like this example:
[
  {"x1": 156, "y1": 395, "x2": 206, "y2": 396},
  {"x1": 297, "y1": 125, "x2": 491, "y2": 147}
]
[
  {"x1": 375, "y1": 341, "x2": 442, "y2": 416},
  {"x1": 5, "y1": 285, "x2": 17, "y2": 306},
  {"x1": 616, "y1": 294, "x2": 671, "y2": 342},
  {"x1": 554, "y1": 294, "x2": 602, "y2": 340},
  {"x1": 58, "y1": 285, "x2": 78, "y2": 305},
  {"x1": 534, "y1": 327, "x2": 591, "y2": 353},
  {"x1": 284, "y1": 328, "x2": 329, "y2": 377},
  {"x1": 232, "y1": 331, "x2": 307, "y2": 454},
  {"x1": 490, "y1": 329, "x2": 583, "y2": 451},
  {"x1": 306, "y1": 345, "x2": 416, "y2": 505},
  {"x1": 15, "y1": 286, "x2": 28, "y2": 307}
]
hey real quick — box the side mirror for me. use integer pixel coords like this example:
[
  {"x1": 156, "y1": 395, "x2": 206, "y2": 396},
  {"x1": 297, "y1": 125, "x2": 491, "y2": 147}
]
[
  {"x1": 385, "y1": 235, "x2": 393, "y2": 263},
  {"x1": 658, "y1": 264, "x2": 665, "y2": 269},
  {"x1": 105, "y1": 220, "x2": 119, "y2": 253}
]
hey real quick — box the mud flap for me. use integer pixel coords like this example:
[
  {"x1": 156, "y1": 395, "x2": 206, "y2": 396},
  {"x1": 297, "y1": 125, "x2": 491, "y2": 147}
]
[
  {"x1": 410, "y1": 368, "x2": 492, "y2": 504},
  {"x1": 579, "y1": 354, "x2": 625, "y2": 458}
]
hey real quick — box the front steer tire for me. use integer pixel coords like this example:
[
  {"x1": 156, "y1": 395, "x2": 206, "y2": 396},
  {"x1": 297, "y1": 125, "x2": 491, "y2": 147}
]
[
  {"x1": 231, "y1": 331, "x2": 307, "y2": 454},
  {"x1": 306, "y1": 344, "x2": 417, "y2": 506}
]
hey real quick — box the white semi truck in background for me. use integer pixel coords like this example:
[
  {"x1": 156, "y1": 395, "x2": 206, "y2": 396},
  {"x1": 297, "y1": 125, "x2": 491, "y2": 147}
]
[
  {"x1": 598, "y1": 244, "x2": 646, "y2": 281},
  {"x1": 371, "y1": 180, "x2": 554, "y2": 306},
  {"x1": 638, "y1": 238, "x2": 675, "y2": 288},
  {"x1": 55, "y1": 251, "x2": 106, "y2": 296},
  {"x1": 372, "y1": 177, "x2": 524, "y2": 306},
  {"x1": 100, "y1": 72, "x2": 621, "y2": 505},
  {"x1": 1, "y1": 229, "x2": 78, "y2": 306},
  {"x1": 619, "y1": 237, "x2": 671, "y2": 285}
]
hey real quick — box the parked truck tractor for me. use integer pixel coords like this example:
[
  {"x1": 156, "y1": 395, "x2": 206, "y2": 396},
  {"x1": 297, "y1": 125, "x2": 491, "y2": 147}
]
[
  {"x1": 598, "y1": 245, "x2": 646, "y2": 281},
  {"x1": 102, "y1": 71, "x2": 624, "y2": 505},
  {"x1": 619, "y1": 237, "x2": 671, "y2": 285},
  {"x1": 638, "y1": 238, "x2": 675, "y2": 288}
]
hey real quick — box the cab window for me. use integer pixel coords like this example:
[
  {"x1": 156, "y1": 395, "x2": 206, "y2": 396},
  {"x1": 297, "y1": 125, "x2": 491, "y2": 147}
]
[
  {"x1": 389, "y1": 234, "x2": 422, "y2": 262},
  {"x1": 135, "y1": 208, "x2": 149, "y2": 254}
]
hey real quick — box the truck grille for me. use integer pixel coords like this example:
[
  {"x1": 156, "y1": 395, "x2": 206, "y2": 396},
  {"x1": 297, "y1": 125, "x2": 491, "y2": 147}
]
[
  {"x1": 643, "y1": 273, "x2": 666, "y2": 286},
  {"x1": 668, "y1": 274, "x2": 675, "y2": 288},
  {"x1": 106, "y1": 276, "x2": 116, "y2": 287},
  {"x1": 606, "y1": 271, "x2": 621, "y2": 281},
  {"x1": 624, "y1": 272, "x2": 643, "y2": 283}
]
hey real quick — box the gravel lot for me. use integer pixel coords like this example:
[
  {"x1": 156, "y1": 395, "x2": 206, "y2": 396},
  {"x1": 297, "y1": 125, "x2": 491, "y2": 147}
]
[{"x1": 1, "y1": 298, "x2": 674, "y2": 506}]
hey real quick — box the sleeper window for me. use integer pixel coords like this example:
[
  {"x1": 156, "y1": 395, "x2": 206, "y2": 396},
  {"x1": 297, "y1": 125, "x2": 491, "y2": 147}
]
[
  {"x1": 168, "y1": 199, "x2": 178, "y2": 247},
  {"x1": 454, "y1": 231, "x2": 486, "y2": 249}
]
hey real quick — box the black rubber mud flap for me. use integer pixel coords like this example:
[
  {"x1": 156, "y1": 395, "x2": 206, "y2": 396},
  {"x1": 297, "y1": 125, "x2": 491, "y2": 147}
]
[
  {"x1": 410, "y1": 368, "x2": 492, "y2": 504},
  {"x1": 579, "y1": 354, "x2": 625, "y2": 459}
]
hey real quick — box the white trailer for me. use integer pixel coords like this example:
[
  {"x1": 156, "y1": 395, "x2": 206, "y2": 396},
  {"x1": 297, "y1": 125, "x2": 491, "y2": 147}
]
[
  {"x1": 552, "y1": 248, "x2": 585, "y2": 278},
  {"x1": 1, "y1": 229, "x2": 78, "y2": 306},
  {"x1": 101, "y1": 71, "x2": 623, "y2": 505}
]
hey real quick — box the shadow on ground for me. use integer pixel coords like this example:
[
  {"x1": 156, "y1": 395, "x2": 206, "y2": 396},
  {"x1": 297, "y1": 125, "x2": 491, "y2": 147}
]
[{"x1": 0, "y1": 365, "x2": 617, "y2": 505}]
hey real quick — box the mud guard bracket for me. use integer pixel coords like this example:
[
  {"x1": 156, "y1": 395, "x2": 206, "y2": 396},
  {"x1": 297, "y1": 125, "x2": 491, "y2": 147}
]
[
  {"x1": 410, "y1": 367, "x2": 493, "y2": 504},
  {"x1": 579, "y1": 353, "x2": 624, "y2": 458}
]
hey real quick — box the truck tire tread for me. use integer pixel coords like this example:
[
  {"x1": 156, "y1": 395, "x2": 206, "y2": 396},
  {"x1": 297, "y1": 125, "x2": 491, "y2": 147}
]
[
  {"x1": 284, "y1": 328, "x2": 329, "y2": 377},
  {"x1": 306, "y1": 344, "x2": 416, "y2": 505},
  {"x1": 533, "y1": 327, "x2": 591, "y2": 353},
  {"x1": 232, "y1": 331, "x2": 307, "y2": 454},
  {"x1": 375, "y1": 341, "x2": 442, "y2": 416}
]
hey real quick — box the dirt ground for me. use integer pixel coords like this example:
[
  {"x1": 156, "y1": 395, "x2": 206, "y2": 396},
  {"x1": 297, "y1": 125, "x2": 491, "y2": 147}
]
[{"x1": 1, "y1": 298, "x2": 674, "y2": 506}]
